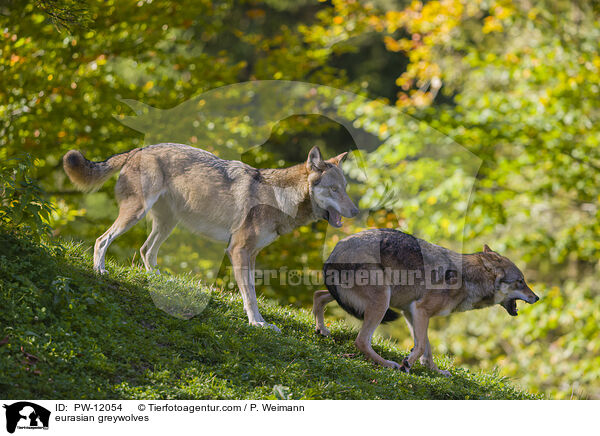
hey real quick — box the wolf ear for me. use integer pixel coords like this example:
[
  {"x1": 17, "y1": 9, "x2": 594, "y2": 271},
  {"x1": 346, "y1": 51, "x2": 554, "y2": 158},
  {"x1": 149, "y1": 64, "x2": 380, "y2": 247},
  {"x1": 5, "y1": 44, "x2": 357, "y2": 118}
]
[
  {"x1": 481, "y1": 253, "x2": 504, "y2": 290},
  {"x1": 481, "y1": 255, "x2": 495, "y2": 272},
  {"x1": 306, "y1": 146, "x2": 325, "y2": 172},
  {"x1": 327, "y1": 151, "x2": 349, "y2": 167},
  {"x1": 483, "y1": 244, "x2": 493, "y2": 253}
]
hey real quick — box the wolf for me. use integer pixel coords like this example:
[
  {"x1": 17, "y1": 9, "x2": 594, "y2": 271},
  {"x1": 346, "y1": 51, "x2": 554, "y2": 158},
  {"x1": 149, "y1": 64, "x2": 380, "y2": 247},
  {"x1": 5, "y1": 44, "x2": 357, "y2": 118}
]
[
  {"x1": 63, "y1": 143, "x2": 358, "y2": 330},
  {"x1": 312, "y1": 228, "x2": 539, "y2": 375}
]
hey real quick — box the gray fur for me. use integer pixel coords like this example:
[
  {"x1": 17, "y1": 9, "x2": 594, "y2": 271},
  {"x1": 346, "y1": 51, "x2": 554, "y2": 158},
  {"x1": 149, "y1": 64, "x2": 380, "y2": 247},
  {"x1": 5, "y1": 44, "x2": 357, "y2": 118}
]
[{"x1": 64, "y1": 143, "x2": 358, "y2": 330}]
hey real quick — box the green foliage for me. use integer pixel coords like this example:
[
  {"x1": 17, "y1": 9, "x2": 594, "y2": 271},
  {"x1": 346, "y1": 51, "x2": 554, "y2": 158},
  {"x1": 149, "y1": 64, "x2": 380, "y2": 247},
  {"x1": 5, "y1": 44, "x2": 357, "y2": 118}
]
[
  {"x1": 418, "y1": 0, "x2": 600, "y2": 265},
  {"x1": 33, "y1": 0, "x2": 92, "y2": 31},
  {"x1": 0, "y1": 231, "x2": 535, "y2": 399},
  {"x1": 0, "y1": 155, "x2": 54, "y2": 240}
]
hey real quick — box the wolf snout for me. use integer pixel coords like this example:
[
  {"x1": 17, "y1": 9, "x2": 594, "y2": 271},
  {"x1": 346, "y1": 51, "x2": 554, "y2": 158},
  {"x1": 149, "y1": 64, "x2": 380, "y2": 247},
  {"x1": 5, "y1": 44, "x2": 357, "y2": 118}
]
[
  {"x1": 349, "y1": 206, "x2": 359, "y2": 217},
  {"x1": 530, "y1": 294, "x2": 540, "y2": 304},
  {"x1": 526, "y1": 292, "x2": 540, "y2": 304}
]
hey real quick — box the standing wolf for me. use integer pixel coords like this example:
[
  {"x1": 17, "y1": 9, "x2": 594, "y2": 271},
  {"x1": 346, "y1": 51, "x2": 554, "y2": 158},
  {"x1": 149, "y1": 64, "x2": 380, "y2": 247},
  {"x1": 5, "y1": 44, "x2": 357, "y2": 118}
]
[
  {"x1": 313, "y1": 229, "x2": 539, "y2": 375},
  {"x1": 63, "y1": 143, "x2": 358, "y2": 330}
]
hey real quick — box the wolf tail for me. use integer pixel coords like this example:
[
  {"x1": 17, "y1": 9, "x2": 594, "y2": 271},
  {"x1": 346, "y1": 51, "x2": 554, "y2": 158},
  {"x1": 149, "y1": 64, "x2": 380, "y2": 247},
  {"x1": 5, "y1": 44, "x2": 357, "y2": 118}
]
[
  {"x1": 323, "y1": 263, "x2": 400, "y2": 323},
  {"x1": 63, "y1": 149, "x2": 136, "y2": 192}
]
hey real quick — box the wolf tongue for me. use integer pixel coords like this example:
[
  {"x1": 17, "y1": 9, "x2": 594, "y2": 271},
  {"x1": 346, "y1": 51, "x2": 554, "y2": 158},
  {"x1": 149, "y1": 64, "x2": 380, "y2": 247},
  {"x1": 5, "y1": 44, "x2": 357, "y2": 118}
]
[{"x1": 328, "y1": 208, "x2": 342, "y2": 227}]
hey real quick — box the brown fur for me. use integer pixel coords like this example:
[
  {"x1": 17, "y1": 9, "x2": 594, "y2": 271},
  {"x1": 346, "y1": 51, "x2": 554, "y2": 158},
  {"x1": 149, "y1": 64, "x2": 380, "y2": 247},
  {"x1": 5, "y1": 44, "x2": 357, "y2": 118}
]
[
  {"x1": 313, "y1": 229, "x2": 539, "y2": 375},
  {"x1": 63, "y1": 149, "x2": 139, "y2": 192}
]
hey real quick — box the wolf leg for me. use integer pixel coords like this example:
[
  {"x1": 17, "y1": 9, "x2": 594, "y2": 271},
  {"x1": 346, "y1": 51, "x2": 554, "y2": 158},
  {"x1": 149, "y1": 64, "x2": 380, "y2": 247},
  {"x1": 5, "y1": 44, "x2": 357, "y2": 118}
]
[
  {"x1": 403, "y1": 309, "x2": 450, "y2": 377},
  {"x1": 140, "y1": 220, "x2": 175, "y2": 272},
  {"x1": 354, "y1": 286, "x2": 400, "y2": 368},
  {"x1": 94, "y1": 197, "x2": 153, "y2": 274},
  {"x1": 312, "y1": 290, "x2": 334, "y2": 336},
  {"x1": 400, "y1": 302, "x2": 434, "y2": 373},
  {"x1": 418, "y1": 340, "x2": 450, "y2": 377},
  {"x1": 227, "y1": 242, "x2": 280, "y2": 332},
  {"x1": 141, "y1": 203, "x2": 177, "y2": 272},
  {"x1": 140, "y1": 230, "x2": 158, "y2": 271}
]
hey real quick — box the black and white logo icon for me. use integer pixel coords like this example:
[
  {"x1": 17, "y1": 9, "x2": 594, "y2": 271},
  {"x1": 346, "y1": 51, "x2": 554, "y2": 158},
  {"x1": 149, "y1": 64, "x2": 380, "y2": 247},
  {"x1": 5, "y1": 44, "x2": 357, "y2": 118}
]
[{"x1": 3, "y1": 402, "x2": 50, "y2": 434}]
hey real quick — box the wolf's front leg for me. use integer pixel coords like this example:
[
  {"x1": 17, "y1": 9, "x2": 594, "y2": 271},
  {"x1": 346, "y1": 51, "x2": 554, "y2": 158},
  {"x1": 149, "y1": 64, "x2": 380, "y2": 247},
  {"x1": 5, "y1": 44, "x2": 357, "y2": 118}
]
[
  {"x1": 399, "y1": 302, "x2": 431, "y2": 373},
  {"x1": 419, "y1": 344, "x2": 451, "y2": 377},
  {"x1": 227, "y1": 244, "x2": 280, "y2": 332},
  {"x1": 312, "y1": 289, "x2": 334, "y2": 336},
  {"x1": 404, "y1": 308, "x2": 451, "y2": 377}
]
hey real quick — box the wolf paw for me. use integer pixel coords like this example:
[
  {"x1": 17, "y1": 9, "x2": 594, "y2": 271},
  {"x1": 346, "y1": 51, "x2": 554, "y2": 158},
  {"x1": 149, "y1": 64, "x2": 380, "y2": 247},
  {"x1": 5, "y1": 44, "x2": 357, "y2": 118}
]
[
  {"x1": 250, "y1": 321, "x2": 281, "y2": 332},
  {"x1": 315, "y1": 327, "x2": 331, "y2": 337},
  {"x1": 95, "y1": 268, "x2": 108, "y2": 275},
  {"x1": 437, "y1": 369, "x2": 452, "y2": 377}
]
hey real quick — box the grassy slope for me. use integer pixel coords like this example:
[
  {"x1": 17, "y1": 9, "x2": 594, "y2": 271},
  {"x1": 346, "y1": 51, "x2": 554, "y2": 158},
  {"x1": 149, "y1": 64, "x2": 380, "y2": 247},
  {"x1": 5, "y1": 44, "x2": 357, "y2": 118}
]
[{"x1": 0, "y1": 231, "x2": 537, "y2": 399}]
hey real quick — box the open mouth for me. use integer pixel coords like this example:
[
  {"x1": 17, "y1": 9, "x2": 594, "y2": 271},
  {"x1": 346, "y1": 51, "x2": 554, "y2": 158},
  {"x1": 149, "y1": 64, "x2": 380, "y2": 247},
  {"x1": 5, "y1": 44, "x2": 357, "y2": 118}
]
[
  {"x1": 323, "y1": 207, "x2": 342, "y2": 228},
  {"x1": 502, "y1": 298, "x2": 522, "y2": 316}
]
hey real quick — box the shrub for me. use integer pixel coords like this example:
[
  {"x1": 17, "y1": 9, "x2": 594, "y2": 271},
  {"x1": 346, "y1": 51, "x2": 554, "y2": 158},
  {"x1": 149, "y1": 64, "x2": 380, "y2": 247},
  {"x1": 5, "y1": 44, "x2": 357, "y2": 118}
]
[{"x1": 0, "y1": 154, "x2": 54, "y2": 240}]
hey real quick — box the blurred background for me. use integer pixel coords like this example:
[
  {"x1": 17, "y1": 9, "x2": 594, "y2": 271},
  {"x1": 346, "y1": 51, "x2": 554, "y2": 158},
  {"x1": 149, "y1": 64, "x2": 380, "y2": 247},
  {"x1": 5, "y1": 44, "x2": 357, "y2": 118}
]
[{"x1": 1, "y1": 0, "x2": 599, "y2": 398}]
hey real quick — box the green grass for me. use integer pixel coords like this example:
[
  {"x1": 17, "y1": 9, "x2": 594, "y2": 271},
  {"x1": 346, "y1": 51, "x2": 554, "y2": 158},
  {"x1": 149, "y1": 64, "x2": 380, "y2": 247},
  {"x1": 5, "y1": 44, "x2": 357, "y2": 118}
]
[{"x1": 0, "y1": 230, "x2": 538, "y2": 399}]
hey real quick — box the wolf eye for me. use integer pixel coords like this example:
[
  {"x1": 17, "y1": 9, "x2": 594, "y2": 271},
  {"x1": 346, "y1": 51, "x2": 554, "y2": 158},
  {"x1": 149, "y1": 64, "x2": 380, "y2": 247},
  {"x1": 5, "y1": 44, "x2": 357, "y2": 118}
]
[{"x1": 330, "y1": 186, "x2": 338, "y2": 192}]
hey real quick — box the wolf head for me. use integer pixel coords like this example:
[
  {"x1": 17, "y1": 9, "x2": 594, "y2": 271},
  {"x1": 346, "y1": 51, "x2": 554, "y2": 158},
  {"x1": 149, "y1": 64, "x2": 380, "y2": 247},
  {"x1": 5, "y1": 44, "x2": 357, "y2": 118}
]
[
  {"x1": 481, "y1": 244, "x2": 539, "y2": 316},
  {"x1": 306, "y1": 146, "x2": 359, "y2": 228}
]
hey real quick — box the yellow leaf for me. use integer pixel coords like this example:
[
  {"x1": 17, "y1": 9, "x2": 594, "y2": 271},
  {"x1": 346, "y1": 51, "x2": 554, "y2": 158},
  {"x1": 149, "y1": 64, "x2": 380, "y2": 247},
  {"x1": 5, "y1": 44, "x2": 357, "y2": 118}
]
[
  {"x1": 483, "y1": 16, "x2": 503, "y2": 34},
  {"x1": 505, "y1": 52, "x2": 519, "y2": 64},
  {"x1": 384, "y1": 36, "x2": 402, "y2": 52}
]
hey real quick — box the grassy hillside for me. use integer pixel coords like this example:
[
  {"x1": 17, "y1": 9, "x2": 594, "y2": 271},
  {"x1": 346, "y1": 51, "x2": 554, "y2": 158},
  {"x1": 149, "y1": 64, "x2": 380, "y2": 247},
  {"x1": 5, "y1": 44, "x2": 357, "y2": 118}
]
[{"x1": 0, "y1": 230, "x2": 537, "y2": 400}]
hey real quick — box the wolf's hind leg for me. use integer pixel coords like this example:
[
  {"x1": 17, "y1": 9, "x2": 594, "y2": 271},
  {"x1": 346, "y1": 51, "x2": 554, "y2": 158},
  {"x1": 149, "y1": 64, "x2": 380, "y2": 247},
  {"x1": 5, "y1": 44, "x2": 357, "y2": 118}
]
[
  {"x1": 354, "y1": 286, "x2": 400, "y2": 369},
  {"x1": 140, "y1": 201, "x2": 176, "y2": 272},
  {"x1": 312, "y1": 290, "x2": 334, "y2": 336},
  {"x1": 140, "y1": 231, "x2": 158, "y2": 271},
  {"x1": 94, "y1": 197, "x2": 153, "y2": 274}
]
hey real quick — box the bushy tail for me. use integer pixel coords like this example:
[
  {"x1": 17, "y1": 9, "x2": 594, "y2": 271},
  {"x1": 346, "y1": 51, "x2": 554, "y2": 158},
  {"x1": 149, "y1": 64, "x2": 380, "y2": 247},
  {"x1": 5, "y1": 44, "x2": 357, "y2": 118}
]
[{"x1": 63, "y1": 150, "x2": 134, "y2": 192}]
